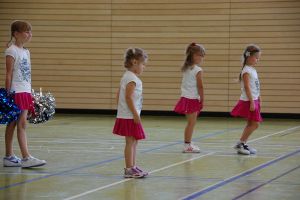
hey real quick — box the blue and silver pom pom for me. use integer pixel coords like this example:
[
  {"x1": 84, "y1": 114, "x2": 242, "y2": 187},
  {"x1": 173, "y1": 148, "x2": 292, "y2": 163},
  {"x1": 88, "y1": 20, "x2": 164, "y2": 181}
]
[
  {"x1": 28, "y1": 88, "x2": 56, "y2": 124},
  {"x1": 0, "y1": 88, "x2": 21, "y2": 124}
]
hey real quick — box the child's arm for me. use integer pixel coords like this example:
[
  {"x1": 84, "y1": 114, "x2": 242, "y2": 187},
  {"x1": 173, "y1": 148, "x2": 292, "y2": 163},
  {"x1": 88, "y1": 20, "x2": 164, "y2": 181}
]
[
  {"x1": 125, "y1": 81, "x2": 140, "y2": 124},
  {"x1": 196, "y1": 71, "x2": 204, "y2": 106},
  {"x1": 5, "y1": 56, "x2": 14, "y2": 94},
  {"x1": 243, "y1": 73, "x2": 255, "y2": 111}
]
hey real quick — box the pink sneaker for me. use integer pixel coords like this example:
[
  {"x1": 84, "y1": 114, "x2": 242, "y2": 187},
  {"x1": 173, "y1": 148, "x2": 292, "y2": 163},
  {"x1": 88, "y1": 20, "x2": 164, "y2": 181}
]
[
  {"x1": 134, "y1": 166, "x2": 149, "y2": 177},
  {"x1": 124, "y1": 167, "x2": 144, "y2": 178}
]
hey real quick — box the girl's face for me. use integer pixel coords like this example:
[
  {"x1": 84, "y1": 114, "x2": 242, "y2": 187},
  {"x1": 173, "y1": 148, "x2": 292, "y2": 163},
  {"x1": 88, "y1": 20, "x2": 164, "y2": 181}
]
[
  {"x1": 15, "y1": 30, "x2": 32, "y2": 44},
  {"x1": 193, "y1": 51, "x2": 205, "y2": 65},
  {"x1": 247, "y1": 52, "x2": 261, "y2": 66},
  {"x1": 131, "y1": 59, "x2": 146, "y2": 75}
]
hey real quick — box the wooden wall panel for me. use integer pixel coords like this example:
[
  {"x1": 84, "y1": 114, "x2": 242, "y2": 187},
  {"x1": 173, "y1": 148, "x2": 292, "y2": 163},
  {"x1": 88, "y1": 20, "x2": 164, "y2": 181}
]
[
  {"x1": 0, "y1": 0, "x2": 112, "y2": 109},
  {"x1": 229, "y1": 0, "x2": 300, "y2": 114},
  {"x1": 0, "y1": 0, "x2": 299, "y2": 113},
  {"x1": 111, "y1": 0, "x2": 230, "y2": 111}
]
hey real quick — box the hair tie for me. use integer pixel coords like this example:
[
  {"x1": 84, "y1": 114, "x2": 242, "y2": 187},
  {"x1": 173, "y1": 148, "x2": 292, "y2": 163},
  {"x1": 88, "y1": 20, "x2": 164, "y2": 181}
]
[{"x1": 245, "y1": 51, "x2": 251, "y2": 57}]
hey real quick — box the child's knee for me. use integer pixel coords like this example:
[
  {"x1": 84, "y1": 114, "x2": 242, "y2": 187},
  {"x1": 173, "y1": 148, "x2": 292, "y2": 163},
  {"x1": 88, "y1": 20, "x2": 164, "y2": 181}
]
[
  {"x1": 125, "y1": 136, "x2": 135, "y2": 144},
  {"x1": 187, "y1": 120, "x2": 196, "y2": 126},
  {"x1": 187, "y1": 117, "x2": 197, "y2": 125},
  {"x1": 251, "y1": 122, "x2": 259, "y2": 129},
  {"x1": 17, "y1": 120, "x2": 27, "y2": 130}
]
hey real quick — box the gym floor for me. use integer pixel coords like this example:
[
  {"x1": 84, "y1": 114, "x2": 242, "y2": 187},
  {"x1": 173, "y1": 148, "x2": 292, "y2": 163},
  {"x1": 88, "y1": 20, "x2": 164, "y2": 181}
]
[{"x1": 0, "y1": 114, "x2": 299, "y2": 200}]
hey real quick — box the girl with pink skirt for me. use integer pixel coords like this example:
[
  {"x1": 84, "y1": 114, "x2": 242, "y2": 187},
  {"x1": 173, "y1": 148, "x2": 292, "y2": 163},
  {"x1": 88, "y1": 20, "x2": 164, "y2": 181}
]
[
  {"x1": 4, "y1": 20, "x2": 46, "y2": 168},
  {"x1": 231, "y1": 44, "x2": 263, "y2": 155},
  {"x1": 174, "y1": 43, "x2": 205, "y2": 153},
  {"x1": 113, "y1": 47, "x2": 148, "y2": 178}
]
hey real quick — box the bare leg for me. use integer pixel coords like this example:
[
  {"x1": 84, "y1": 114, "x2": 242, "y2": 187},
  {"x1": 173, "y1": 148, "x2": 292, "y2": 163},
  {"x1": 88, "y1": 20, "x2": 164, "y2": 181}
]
[
  {"x1": 124, "y1": 136, "x2": 135, "y2": 168},
  {"x1": 184, "y1": 112, "x2": 198, "y2": 143},
  {"x1": 5, "y1": 121, "x2": 17, "y2": 157},
  {"x1": 240, "y1": 120, "x2": 259, "y2": 143},
  {"x1": 16, "y1": 111, "x2": 30, "y2": 158},
  {"x1": 132, "y1": 139, "x2": 138, "y2": 167}
]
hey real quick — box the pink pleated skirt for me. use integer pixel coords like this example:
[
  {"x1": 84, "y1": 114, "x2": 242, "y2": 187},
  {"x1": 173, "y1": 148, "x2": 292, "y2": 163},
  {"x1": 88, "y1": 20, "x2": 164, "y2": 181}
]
[
  {"x1": 174, "y1": 97, "x2": 203, "y2": 115},
  {"x1": 113, "y1": 118, "x2": 146, "y2": 140},
  {"x1": 231, "y1": 100, "x2": 263, "y2": 122},
  {"x1": 13, "y1": 92, "x2": 34, "y2": 113}
]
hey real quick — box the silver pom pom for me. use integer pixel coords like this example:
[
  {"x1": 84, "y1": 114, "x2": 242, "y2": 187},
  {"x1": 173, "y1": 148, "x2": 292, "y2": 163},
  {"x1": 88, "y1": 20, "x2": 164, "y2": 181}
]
[{"x1": 28, "y1": 88, "x2": 56, "y2": 124}]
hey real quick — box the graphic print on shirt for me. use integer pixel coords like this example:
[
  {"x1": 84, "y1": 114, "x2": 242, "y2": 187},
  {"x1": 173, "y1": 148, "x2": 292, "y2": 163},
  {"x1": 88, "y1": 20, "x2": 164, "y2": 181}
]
[
  {"x1": 255, "y1": 79, "x2": 260, "y2": 92},
  {"x1": 18, "y1": 58, "x2": 31, "y2": 82}
]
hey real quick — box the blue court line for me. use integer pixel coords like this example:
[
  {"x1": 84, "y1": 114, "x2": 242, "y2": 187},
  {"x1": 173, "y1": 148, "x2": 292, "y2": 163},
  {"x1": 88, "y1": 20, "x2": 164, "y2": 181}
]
[
  {"x1": 182, "y1": 148, "x2": 300, "y2": 200},
  {"x1": 232, "y1": 165, "x2": 300, "y2": 200},
  {"x1": 0, "y1": 127, "x2": 239, "y2": 191},
  {"x1": 142, "y1": 127, "x2": 240, "y2": 153}
]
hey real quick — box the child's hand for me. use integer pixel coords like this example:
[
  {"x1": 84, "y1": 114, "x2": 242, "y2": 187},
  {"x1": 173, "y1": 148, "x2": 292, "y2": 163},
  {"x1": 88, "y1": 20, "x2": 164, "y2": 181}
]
[
  {"x1": 250, "y1": 101, "x2": 255, "y2": 112},
  {"x1": 6, "y1": 90, "x2": 11, "y2": 97},
  {"x1": 200, "y1": 99, "x2": 204, "y2": 110},
  {"x1": 133, "y1": 113, "x2": 141, "y2": 124}
]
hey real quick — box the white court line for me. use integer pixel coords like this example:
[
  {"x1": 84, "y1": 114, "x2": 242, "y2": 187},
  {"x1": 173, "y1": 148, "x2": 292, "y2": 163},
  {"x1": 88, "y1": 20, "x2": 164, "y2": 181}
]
[
  {"x1": 213, "y1": 154, "x2": 276, "y2": 158},
  {"x1": 62, "y1": 152, "x2": 215, "y2": 200},
  {"x1": 247, "y1": 126, "x2": 300, "y2": 143},
  {"x1": 23, "y1": 146, "x2": 115, "y2": 150},
  {"x1": 0, "y1": 139, "x2": 133, "y2": 145},
  {"x1": 179, "y1": 149, "x2": 300, "y2": 200},
  {"x1": 62, "y1": 125, "x2": 300, "y2": 200},
  {"x1": 46, "y1": 149, "x2": 121, "y2": 153},
  {"x1": 0, "y1": 172, "x2": 50, "y2": 176},
  {"x1": 20, "y1": 146, "x2": 176, "y2": 153},
  {"x1": 23, "y1": 149, "x2": 289, "y2": 155},
  {"x1": 0, "y1": 138, "x2": 176, "y2": 145},
  {"x1": 179, "y1": 125, "x2": 300, "y2": 200}
]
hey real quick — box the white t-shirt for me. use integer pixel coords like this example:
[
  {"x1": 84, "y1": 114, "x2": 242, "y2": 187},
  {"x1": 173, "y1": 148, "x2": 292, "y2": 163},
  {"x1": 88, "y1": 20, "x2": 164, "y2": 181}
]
[
  {"x1": 117, "y1": 70, "x2": 143, "y2": 119},
  {"x1": 240, "y1": 65, "x2": 260, "y2": 101},
  {"x1": 4, "y1": 44, "x2": 31, "y2": 93},
  {"x1": 181, "y1": 65, "x2": 203, "y2": 99}
]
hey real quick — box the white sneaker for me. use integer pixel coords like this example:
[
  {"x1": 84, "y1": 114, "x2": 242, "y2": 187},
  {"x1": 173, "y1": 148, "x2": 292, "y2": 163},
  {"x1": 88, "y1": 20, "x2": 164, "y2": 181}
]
[
  {"x1": 234, "y1": 142, "x2": 251, "y2": 155},
  {"x1": 21, "y1": 156, "x2": 46, "y2": 168},
  {"x1": 3, "y1": 155, "x2": 22, "y2": 167},
  {"x1": 244, "y1": 144, "x2": 257, "y2": 154},
  {"x1": 183, "y1": 143, "x2": 201, "y2": 153}
]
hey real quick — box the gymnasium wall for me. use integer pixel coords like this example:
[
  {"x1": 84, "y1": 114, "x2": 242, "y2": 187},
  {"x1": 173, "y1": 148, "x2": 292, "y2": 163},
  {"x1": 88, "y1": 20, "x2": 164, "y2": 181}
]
[{"x1": 0, "y1": 0, "x2": 299, "y2": 113}]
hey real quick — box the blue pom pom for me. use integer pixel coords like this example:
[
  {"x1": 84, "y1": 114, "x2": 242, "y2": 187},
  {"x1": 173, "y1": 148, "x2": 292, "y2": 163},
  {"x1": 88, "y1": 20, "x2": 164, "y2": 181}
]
[{"x1": 0, "y1": 88, "x2": 21, "y2": 124}]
